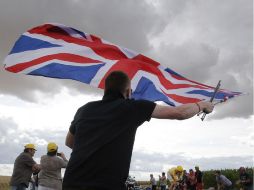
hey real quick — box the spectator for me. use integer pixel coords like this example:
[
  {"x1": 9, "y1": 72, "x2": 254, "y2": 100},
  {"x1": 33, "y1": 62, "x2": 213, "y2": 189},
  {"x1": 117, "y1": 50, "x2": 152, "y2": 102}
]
[
  {"x1": 237, "y1": 167, "x2": 252, "y2": 190},
  {"x1": 10, "y1": 143, "x2": 40, "y2": 190},
  {"x1": 38, "y1": 142, "x2": 68, "y2": 190},
  {"x1": 168, "y1": 166, "x2": 184, "y2": 190},
  {"x1": 195, "y1": 166, "x2": 203, "y2": 190},
  {"x1": 62, "y1": 71, "x2": 214, "y2": 190},
  {"x1": 182, "y1": 170, "x2": 188, "y2": 190},
  {"x1": 150, "y1": 174, "x2": 157, "y2": 190},
  {"x1": 187, "y1": 169, "x2": 197, "y2": 190},
  {"x1": 214, "y1": 170, "x2": 232, "y2": 190},
  {"x1": 159, "y1": 172, "x2": 167, "y2": 190},
  {"x1": 125, "y1": 175, "x2": 135, "y2": 190}
]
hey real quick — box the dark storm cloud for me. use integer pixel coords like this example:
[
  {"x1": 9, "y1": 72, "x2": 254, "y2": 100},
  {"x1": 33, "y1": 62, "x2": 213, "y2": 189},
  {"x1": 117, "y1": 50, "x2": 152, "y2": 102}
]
[
  {"x1": 148, "y1": 0, "x2": 253, "y2": 118},
  {"x1": 0, "y1": 0, "x2": 252, "y2": 118},
  {"x1": 0, "y1": 0, "x2": 165, "y2": 100}
]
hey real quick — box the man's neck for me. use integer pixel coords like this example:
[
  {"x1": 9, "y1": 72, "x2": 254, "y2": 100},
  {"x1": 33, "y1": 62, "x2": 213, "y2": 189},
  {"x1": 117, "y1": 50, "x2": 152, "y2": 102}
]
[{"x1": 103, "y1": 90, "x2": 125, "y2": 100}]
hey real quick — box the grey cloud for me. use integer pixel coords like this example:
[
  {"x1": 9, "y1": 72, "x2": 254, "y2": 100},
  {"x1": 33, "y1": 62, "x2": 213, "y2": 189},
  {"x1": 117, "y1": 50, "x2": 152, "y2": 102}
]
[
  {"x1": 0, "y1": 117, "x2": 17, "y2": 135},
  {"x1": 0, "y1": 0, "x2": 252, "y2": 118},
  {"x1": 0, "y1": 118, "x2": 26, "y2": 163},
  {"x1": 153, "y1": 0, "x2": 190, "y2": 19},
  {"x1": 0, "y1": 68, "x2": 62, "y2": 102},
  {"x1": 152, "y1": 42, "x2": 220, "y2": 82},
  {"x1": 148, "y1": 0, "x2": 253, "y2": 118},
  {"x1": 0, "y1": 117, "x2": 71, "y2": 163},
  {"x1": 152, "y1": 41, "x2": 252, "y2": 119},
  {"x1": 0, "y1": 0, "x2": 164, "y2": 101},
  {"x1": 0, "y1": 117, "x2": 252, "y2": 174}
]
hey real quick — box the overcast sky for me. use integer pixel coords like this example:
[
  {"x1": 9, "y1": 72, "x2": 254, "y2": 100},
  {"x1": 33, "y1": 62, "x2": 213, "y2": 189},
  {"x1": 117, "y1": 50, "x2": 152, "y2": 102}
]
[{"x1": 0, "y1": 0, "x2": 253, "y2": 180}]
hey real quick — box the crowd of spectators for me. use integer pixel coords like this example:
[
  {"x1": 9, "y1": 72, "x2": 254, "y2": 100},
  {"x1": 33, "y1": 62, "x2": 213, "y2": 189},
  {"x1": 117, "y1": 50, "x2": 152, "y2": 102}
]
[{"x1": 148, "y1": 166, "x2": 252, "y2": 190}]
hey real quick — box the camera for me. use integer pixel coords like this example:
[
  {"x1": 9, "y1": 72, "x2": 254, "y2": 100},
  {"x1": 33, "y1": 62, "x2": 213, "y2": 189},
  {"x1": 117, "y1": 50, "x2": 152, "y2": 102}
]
[{"x1": 57, "y1": 153, "x2": 61, "y2": 156}]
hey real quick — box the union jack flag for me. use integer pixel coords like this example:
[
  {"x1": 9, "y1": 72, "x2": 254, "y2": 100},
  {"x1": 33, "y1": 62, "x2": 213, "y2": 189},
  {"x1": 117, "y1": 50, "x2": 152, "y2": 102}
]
[{"x1": 3, "y1": 23, "x2": 242, "y2": 106}]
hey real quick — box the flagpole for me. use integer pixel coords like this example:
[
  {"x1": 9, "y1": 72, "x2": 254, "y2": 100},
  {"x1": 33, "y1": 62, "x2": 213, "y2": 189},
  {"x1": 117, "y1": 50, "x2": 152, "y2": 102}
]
[{"x1": 201, "y1": 80, "x2": 221, "y2": 121}]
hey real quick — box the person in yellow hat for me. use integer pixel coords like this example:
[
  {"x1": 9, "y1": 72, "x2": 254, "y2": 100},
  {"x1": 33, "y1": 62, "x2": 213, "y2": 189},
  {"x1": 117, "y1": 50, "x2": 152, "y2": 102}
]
[
  {"x1": 10, "y1": 143, "x2": 40, "y2": 190},
  {"x1": 38, "y1": 142, "x2": 68, "y2": 190},
  {"x1": 167, "y1": 165, "x2": 184, "y2": 190}
]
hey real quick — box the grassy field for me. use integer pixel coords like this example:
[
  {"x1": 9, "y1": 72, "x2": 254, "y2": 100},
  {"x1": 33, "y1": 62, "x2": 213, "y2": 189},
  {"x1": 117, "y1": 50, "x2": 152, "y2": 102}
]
[{"x1": 0, "y1": 176, "x2": 10, "y2": 190}]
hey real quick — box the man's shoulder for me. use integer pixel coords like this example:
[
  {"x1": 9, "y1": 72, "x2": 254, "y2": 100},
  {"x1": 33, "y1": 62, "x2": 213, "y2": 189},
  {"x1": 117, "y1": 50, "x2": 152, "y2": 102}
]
[
  {"x1": 83, "y1": 100, "x2": 102, "y2": 106},
  {"x1": 219, "y1": 175, "x2": 225, "y2": 178},
  {"x1": 83, "y1": 98, "x2": 154, "y2": 105},
  {"x1": 126, "y1": 99, "x2": 156, "y2": 106},
  {"x1": 15, "y1": 152, "x2": 34, "y2": 164},
  {"x1": 169, "y1": 167, "x2": 176, "y2": 173},
  {"x1": 128, "y1": 98, "x2": 153, "y2": 103},
  {"x1": 220, "y1": 175, "x2": 228, "y2": 181},
  {"x1": 18, "y1": 152, "x2": 31, "y2": 159},
  {"x1": 77, "y1": 100, "x2": 103, "y2": 110},
  {"x1": 41, "y1": 154, "x2": 47, "y2": 158},
  {"x1": 41, "y1": 155, "x2": 62, "y2": 163},
  {"x1": 41, "y1": 155, "x2": 51, "y2": 160},
  {"x1": 83, "y1": 98, "x2": 155, "y2": 107}
]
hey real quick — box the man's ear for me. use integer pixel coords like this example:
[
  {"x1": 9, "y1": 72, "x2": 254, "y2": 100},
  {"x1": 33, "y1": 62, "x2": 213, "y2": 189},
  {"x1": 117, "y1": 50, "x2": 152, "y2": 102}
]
[
  {"x1": 127, "y1": 88, "x2": 132, "y2": 99},
  {"x1": 125, "y1": 89, "x2": 130, "y2": 99}
]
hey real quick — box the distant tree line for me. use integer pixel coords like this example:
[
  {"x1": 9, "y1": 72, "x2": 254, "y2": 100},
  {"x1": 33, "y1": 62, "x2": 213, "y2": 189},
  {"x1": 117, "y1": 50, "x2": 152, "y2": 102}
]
[{"x1": 136, "y1": 168, "x2": 253, "y2": 189}]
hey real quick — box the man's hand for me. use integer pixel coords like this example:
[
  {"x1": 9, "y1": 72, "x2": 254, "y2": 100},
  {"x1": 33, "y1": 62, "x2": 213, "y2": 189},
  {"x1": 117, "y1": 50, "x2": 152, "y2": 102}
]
[
  {"x1": 59, "y1": 152, "x2": 68, "y2": 161},
  {"x1": 32, "y1": 164, "x2": 41, "y2": 173},
  {"x1": 198, "y1": 101, "x2": 214, "y2": 114}
]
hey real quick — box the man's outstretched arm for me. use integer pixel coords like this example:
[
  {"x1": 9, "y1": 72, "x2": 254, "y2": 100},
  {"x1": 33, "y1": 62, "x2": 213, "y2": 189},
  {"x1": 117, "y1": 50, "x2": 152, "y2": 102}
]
[{"x1": 152, "y1": 101, "x2": 214, "y2": 120}]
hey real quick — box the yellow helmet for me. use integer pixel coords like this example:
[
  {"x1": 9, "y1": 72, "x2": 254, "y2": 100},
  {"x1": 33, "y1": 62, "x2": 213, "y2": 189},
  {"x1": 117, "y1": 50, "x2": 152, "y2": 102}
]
[
  {"x1": 176, "y1": 165, "x2": 183, "y2": 172},
  {"x1": 47, "y1": 142, "x2": 58, "y2": 152},
  {"x1": 24, "y1": 143, "x2": 36, "y2": 150}
]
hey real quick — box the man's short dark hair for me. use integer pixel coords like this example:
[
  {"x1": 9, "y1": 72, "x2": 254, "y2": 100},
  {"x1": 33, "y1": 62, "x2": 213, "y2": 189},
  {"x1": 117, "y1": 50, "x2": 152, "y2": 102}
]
[
  {"x1": 24, "y1": 148, "x2": 29, "y2": 153},
  {"x1": 24, "y1": 148, "x2": 33, "y2": 153},
  {"x1": 104, "y1": 71, "x2": 130, "y2": 94}
]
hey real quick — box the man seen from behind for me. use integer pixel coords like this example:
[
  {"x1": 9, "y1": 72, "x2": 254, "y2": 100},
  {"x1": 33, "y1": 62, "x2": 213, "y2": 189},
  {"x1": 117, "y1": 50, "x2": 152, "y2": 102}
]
[{"x1": 63, "y1": 71, "x2": 214, "y2": 190}]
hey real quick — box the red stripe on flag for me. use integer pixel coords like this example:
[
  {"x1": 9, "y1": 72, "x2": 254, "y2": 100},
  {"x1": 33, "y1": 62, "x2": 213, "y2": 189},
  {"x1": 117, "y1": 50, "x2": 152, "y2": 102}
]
[
  {"x1": 90, "y1": 35, "x2": 102, "y2": 43},
  {"x1": 5, "y1": 53, "x2": 102, "y2": 73},
  {"x1": 97, "y1": 59, "x2": 210, "y2": 90},
  {"x1": 28, "y1": 24, "x2": 129, "y2": 60},
  {"x1": 166, "y1": 93, "x2": 201, "y2": 104},
  {"x1": 132, "y1": 54, "x2": 160, "y2": 67},
  {"x1": 28, "y1": 24, "x2": 70, "y2": 36},
  {"x1": 171, "y1": 73, "x2": 213, "y2": 89}
]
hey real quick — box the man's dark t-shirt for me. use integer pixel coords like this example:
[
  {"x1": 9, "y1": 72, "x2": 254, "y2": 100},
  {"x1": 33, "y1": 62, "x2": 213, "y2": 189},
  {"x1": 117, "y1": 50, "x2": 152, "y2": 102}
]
[{"x1": 63, "y1": 92, "x2": 156, "y2": 190}]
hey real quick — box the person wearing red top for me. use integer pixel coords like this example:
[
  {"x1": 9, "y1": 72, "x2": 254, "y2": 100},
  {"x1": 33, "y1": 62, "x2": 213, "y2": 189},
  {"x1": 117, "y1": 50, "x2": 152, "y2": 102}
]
[{"x1": 187, "y1": 169, "x2": 197, "y2": 190}]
